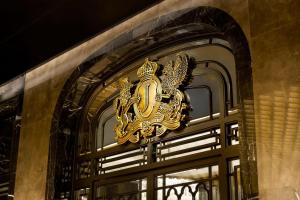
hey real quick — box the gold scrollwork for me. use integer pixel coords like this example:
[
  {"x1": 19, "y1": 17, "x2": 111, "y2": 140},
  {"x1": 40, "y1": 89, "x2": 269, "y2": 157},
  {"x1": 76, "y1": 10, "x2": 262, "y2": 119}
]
[{"x1": 113, "y1": 54, "x2": 190, "y2": 144}]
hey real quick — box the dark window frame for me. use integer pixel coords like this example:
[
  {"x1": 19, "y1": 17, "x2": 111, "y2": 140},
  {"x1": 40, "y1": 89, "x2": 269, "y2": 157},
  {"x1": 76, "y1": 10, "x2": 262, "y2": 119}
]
[{"x1": 47, "y1": 6, "x2": 258, "y2": 200}]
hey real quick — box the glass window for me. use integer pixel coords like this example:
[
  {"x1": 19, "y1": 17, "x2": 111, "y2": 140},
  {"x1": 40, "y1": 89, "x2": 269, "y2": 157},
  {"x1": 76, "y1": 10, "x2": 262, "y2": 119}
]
[
  {"x1": 68, "y1": 38, "x2": 244, "y2": 200},
  {"x1": 156, "y1": 165, "x2": 219, "y2": 200},
  {"x1": 228, "y1": 159, "x2": 242, "y2": 200},
  {"x1": 96, "y1": 179, "x2": 147, "y2": 200},
  {"x1": 97, "y1": 106, "x2": 117, "y2": 150},
  {"x1": 186, "y1": 87, "x2": 211, "y2": 119}
]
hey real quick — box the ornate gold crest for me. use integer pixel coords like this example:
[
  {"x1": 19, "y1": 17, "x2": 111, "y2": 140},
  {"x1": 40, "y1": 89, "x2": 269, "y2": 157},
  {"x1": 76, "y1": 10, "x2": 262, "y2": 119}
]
[{"x1": 113, "y1": 54, "x2": 189, "y2": 144}]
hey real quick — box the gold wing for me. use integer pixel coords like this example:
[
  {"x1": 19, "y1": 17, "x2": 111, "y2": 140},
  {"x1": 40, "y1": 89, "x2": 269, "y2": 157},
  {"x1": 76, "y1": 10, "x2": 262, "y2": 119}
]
[
  {"x1": 118, "y1": 77, "x2": 132, "y2": 106},
  {"x1": 161, "y1": 54, "x2": 189, "y2": 95}
]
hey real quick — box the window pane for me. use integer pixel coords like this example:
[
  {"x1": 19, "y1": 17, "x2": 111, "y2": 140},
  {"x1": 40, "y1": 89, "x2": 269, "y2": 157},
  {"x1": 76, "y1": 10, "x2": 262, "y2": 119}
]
[
  {"x1": 156, "y1": 165, "x2": 219, "y2": 200},
  {"x1": 228, "y1": 159, "x2": 242, "y2": 200},
  {"x1": 97, "y1": 147, "x2": 147, "y2": 174},
  {"x1": 186, "y1": 87, "x2": 210, "y2": 119},
  {"x1": 187, "y1": 68, "x2": 223, "y2": 123},
  {"x1": 103, "y1": 116, "x2": 117, "y2": 147},
  {"x1": 96, "y1": 179, "x2": 147, "y2": 200},
  {"x1": 227, "y1": 123, "x2": 239, "y2": 146},
  {"x1": 97, "y1": 105, "x2": 117, "y2": 150}
]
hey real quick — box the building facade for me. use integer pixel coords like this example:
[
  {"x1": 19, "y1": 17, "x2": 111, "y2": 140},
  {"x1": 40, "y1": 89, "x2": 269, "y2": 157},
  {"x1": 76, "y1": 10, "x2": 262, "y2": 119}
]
[{"x1": 0, "y1": 0, "x2": 300, "y2": 200}]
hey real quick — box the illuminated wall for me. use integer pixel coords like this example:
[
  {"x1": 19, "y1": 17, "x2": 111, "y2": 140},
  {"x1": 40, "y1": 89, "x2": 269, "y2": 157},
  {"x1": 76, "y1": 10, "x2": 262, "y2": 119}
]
[{"x1": 0, "y1": 0, "x2": 298, "y2": 199}]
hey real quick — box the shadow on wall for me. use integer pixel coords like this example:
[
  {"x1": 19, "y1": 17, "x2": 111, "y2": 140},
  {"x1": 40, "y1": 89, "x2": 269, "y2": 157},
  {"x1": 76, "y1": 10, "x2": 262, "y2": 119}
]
[{"x1": 256, "y1": 86, "x2": 300, "y2": 199}]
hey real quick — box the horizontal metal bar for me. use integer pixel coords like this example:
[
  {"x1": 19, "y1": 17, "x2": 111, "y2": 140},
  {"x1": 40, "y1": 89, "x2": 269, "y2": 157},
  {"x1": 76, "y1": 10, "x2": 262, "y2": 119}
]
[
  {"x1": 93, "y1": 149, "x2": 222, "y2": 181},
  {"x1": 222, "y1": 145, "x2": 240, "y2": 158},
  {"x1": 157, "y1": 132, "x2": 219, "y2": 150},
  {"x1": 155, "y1": 177, "x2": 218, "y2": 190},
  {"x1": 102, "y1": 151, "x2": 145, "y2": 164},
  {"x1": 77, "y1": 143, "x2": 143, "y2": 161},
  {"x1": 102, "y1": 159, "x2": 146, "y2": 171},
  {"x1": 76, "y1": 114, "x2": 239, "y2": 162},
  {"x1": 161, "y1": 142, "x2": 219, "y2": 158}
]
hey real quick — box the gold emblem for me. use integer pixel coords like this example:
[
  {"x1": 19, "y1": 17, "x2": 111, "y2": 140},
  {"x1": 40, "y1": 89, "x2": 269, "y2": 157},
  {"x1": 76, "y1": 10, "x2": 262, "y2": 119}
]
[{"x1": 113, "y1": 54, "x2": 189, "y2": 144}]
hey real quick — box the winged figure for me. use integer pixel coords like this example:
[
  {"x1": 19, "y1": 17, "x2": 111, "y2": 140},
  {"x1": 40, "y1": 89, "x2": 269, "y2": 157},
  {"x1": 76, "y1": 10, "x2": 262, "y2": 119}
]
[
  {"x1": 161, "y1": 54, "x2": 189, "y2": 96},
  {"x1": 113, "y1": 54, "x2": 190, "y2": 144},
  {"x1": 113, "y1": 78, "x2": 134, "y2": 138}
]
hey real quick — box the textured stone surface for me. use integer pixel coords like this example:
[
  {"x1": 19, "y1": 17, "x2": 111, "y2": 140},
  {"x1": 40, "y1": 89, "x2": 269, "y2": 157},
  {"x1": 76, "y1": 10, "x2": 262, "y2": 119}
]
[
  {"x1": 249, "y1": 0, "x2": 300, "y2": 199},
  {"x1": 13, "y1": 1, "x2": 251, "y2": 199},
  {"x1": 249, "y1": 0, "x2": 300, "y2": 38}
]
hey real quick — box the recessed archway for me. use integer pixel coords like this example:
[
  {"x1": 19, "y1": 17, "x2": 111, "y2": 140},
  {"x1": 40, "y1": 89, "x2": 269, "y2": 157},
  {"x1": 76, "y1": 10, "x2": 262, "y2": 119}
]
[{"x1": 47, "y1": 6, "x2": 257, "y2": 200}]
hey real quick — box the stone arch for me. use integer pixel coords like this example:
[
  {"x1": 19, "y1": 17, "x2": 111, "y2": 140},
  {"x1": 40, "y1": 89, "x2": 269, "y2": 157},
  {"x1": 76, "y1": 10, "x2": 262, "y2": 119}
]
[{"x1": 46, "y1": 6, "x2": 257, "y2": 199}]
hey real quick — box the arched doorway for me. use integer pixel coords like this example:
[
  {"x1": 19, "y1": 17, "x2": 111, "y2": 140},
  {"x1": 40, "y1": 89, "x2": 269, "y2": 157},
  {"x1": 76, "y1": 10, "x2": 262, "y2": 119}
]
[{"x1": 47, "y1": 6, "x2": 257, "y2": 200}]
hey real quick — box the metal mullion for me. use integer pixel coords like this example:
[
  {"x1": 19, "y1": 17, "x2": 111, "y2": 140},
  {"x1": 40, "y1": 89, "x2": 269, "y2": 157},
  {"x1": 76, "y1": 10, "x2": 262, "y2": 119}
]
[
  {"x1": 220, "y1": 116, "x2": 230, "y2": 200},
  {"x1": 93, "y1": 181, "x2": 98, "y2": 200},
  {"x1": 209, "y1": 166, "x2": 213, "y2": 200},
  {"x1": 147, "y1": 174, "x2": 155, "y2": 200},
  {"x1": 139, "y1": 179, "x2": 142, "y2": 200},
  {"x1": 90, "y1": 116, "x2": 97, "y2": 188},
  {"x1": 207, "y1": 66, "x2": 214, "y2": 121},
  {"x1": 163, "y1": 174, "x2": 166, "y2": 200},
  {"x1": 219, "y1": 87, "x2": 228, "y2": 198},
  {"x1": 234, "y1": 166, "x2": 239, "y2": 200},
  {"x1": 147, "y1": 142, "x2": 155, "y2": 164},
  {"x1": 100, "y1": 123, "x2": 104, "y2": 152},
  {"x1": 90, "y1": 180, "x2": 94, "y2": 200},
  {"x1": 71, "y1": 117, "x2": 81, "y2": 199},
  {"x1": 219, "y1": 158, "x2": 228, "y2": 200}
]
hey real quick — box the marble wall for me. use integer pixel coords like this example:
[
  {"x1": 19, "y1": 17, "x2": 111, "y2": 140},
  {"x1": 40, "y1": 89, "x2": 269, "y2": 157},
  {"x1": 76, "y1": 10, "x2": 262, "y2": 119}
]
[
  {"x1": 249, "y1": 0, "x2": 300, "y2": 199},
  {"x1": 11, "y1": 0, "x2": 300, "y2": 199}
]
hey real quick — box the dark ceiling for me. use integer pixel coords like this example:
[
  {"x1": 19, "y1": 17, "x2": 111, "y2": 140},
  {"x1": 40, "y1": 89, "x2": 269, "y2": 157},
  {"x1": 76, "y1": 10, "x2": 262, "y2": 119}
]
[{"x1": 0, "y1": 0, "x2": 160, "y2": 85}]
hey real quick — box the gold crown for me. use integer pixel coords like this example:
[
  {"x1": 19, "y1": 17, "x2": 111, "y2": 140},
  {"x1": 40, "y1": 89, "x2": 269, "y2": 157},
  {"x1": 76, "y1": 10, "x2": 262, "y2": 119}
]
[{"x1": 137, "y1": 58, "x2": 158, "y2": 80}]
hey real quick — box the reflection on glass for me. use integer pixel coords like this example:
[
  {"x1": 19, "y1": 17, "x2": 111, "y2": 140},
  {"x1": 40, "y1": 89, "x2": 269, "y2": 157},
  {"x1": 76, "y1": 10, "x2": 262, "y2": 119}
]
[
  {"x1": 186, "y1": 70, "x2": 222, "y2": 123},
  {"x1": 228, "y1": 159, "x2": 242, "y2": 200},
  {"x1": 96, "y1": 179, "x2": 147, "y2": 200},
  {"x1": 97, "y1": 105, "x2": 118, "y2": 151},
  {"x1": 103, "y1": 116, "x2": 117, "y2": 147},
  {"x1": 156, "y1": 165, "x2": 219, "y2": 200},
  {"x1": 186, "y1": 87, "x2": 211, "y2": 119}
]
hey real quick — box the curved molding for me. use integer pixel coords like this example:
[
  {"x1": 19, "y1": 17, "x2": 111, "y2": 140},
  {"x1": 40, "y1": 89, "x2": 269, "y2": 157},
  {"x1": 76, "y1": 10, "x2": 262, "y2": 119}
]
[{"x1": 46, "y1": 6, "x2": 255, "y2": 199}]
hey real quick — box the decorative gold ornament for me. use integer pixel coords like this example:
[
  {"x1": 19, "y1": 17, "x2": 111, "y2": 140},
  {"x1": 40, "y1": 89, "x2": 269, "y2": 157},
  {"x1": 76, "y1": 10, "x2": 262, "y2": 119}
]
[{"x1": 113, "y1": 54, "x2": 189, "y2": 144}]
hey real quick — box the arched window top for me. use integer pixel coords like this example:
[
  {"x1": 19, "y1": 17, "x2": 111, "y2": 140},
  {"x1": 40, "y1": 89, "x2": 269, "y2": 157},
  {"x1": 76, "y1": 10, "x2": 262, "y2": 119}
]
[
  {"x1": 89, "y1": 37, "x2": 237, "y2": 152},
  {"x1": 49, "y1": 6, "x2": 256, "y2": 200}
]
